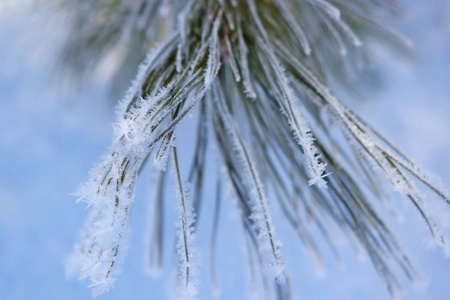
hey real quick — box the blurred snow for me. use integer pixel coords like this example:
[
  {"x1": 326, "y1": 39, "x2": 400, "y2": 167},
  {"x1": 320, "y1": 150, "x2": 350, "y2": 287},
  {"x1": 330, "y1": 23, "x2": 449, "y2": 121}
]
[{"x1": 1, "y1": 1, "x2": 450, "y2": 299}]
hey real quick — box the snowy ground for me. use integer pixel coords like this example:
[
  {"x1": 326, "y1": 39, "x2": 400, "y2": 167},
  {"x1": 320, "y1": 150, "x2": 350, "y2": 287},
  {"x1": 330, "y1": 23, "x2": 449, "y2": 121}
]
[{"x1": 1, "y1": 1, "x2": 449, "y2": 299}]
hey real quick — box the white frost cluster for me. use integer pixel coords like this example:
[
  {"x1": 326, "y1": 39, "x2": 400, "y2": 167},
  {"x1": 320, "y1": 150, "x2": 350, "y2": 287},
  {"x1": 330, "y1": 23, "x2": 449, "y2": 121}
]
[{"x1": 68, "y1": 146, "x2": 142, "y2": 297}]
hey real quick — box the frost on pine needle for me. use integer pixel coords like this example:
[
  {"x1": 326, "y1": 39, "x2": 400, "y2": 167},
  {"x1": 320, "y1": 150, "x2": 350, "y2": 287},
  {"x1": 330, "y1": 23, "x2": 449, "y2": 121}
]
[
  {"x1": 212, "y1": 83, "x2": 286, "y2": 282},
  {"x1": 173, "y1": 146, "x2": 200, "y2": 299},
  {"x1": 62, "y1": 0, "x2": 450, "y2": 299},
  {"x1": 68, "y1": 145, "x2": 142, "y2": 297},
  {"x1": 256, "y1": 40, "x2": 329, "y2": 187},
  {"x1": 309, "y1": 0, "x2": 341, "y2": 20}
]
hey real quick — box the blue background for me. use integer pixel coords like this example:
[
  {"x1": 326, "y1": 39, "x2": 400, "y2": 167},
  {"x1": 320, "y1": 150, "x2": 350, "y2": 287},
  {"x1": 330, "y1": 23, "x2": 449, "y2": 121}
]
[{"x1": 1, "y1": 1, "x2": 450, "y2": 299}]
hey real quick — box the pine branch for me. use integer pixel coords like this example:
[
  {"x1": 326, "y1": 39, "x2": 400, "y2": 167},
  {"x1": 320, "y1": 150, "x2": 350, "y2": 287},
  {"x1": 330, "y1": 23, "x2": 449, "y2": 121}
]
[{"x1": 64, "y1": 1, "x2": 450, "y2": 298}]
